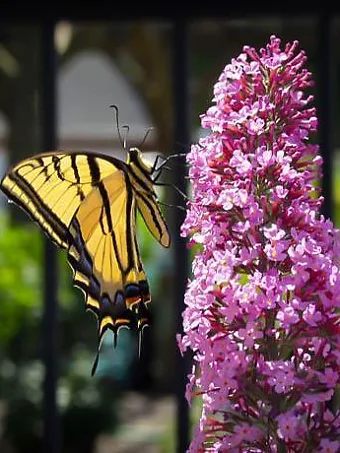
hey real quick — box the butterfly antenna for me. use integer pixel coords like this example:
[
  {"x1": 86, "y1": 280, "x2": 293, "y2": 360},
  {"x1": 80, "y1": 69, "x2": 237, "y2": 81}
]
[
  {"x1": 122, "y1": 125, "x2": 130, "y2": 150},
  {"x1": 109, "y1": 104, "x2": 126, "y2": 151},
  {"x1": 138, "y1": 126, "x2": 154, "y2": 148}
]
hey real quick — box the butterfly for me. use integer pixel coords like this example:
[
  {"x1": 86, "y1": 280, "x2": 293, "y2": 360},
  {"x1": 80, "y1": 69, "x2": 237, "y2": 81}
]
[{"x1": 0, "y1": 137, "x2": 175, "y2": 375}]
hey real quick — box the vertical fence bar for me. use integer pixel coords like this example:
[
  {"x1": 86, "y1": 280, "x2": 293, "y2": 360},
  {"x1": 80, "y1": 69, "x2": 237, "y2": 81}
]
[
  {"x1": 172, "y1": 20, "x2": 191, "y2": 453},
  {"x1": 41, "y1": 22, "x2": 60, "y2": 453},
  {"x1": 318, "y1": 13, "x2": 334, "y2": 220}
]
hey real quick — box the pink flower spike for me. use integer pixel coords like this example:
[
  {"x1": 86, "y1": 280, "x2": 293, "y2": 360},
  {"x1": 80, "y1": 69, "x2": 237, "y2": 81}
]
[{"x1": 179, "y1": 35, "x2": 340, "y2": 452}]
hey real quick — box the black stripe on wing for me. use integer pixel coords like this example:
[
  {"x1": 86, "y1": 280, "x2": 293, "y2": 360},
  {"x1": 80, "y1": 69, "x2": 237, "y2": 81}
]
[
  {"x1": 136, "y1": 192, "x2": 165, "y2": 237},
  {"x1": 2, "y1": 172, "x2": 68, "y2": 246},
  {"x1": 97, "y1": 180, "x2": 126, "y2": 273},
  {"x1": 124, "y1": 173, "x2": 137, "y2": 272}
]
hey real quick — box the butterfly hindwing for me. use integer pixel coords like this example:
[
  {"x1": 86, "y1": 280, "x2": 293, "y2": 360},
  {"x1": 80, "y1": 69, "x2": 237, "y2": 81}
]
[{"x1": 67, "y1": 169, "x2": 152, "y2": 372}]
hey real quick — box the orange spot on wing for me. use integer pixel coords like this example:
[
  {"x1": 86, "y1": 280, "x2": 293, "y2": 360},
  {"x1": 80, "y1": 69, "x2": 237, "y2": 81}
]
[{"x1": 126, "y1": 296, "x2": 142, "y2": 309}]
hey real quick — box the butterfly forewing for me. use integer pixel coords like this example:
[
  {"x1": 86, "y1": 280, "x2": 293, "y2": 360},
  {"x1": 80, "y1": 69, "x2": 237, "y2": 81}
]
[
  {"x1": 0, "y1": 152, "x2": 122, "y2": 248},
  {"x1": 135, "y1": 193, "x2": 170, "y2": 248},
  {"x1": 127, "y1": 154, "x2": 171, "y2": 248}
]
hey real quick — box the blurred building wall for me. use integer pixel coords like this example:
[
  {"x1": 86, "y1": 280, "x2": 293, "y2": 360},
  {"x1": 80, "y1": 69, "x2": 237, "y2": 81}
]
[{"x1": 0, "y1": 49, "x2": 157, "y2": 207}]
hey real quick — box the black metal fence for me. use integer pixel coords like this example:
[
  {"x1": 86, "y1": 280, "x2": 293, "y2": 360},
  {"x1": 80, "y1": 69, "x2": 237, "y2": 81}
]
[
  {"x1": 38, "y1": 20, "x2": 191, "y2": 453},
  {"x1": 41, "y1": 22, "x2": 60, "y2": 453}
]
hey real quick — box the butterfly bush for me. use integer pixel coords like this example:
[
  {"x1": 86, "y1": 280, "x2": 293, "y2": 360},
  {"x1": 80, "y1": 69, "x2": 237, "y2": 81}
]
[{"x1": 178, "y1": 35, "x2": 340, "y2": 452}]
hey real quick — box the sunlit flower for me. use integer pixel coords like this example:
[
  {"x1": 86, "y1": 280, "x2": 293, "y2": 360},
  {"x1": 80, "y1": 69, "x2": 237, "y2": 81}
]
[{"x1": 179, "y1": 35, "x2": 340, "y2": 451}]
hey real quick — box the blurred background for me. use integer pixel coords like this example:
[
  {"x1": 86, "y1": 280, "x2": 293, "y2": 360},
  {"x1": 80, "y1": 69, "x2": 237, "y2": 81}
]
[{"x1": 0, "y1": 16, "x2": 339, "y2": 453}]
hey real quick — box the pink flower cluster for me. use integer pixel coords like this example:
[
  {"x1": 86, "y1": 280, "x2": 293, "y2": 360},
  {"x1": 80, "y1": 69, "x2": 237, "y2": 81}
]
[{"x1": 179, "y1": 36, "x2": 340, "y2": 452}]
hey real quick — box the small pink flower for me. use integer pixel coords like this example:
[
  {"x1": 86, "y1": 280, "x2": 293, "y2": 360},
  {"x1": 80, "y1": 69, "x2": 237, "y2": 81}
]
[
  {"x1": 276, "y1": 412, "x2": 302, "y2": 441},
  {"x1": 256, "y1": 148, "x2": 275, "y2": 167},
  {"x1": 232, "y1": 423, "x2": 263, "y2": 444},
  {"x1": 319, "y1": 438, "x2": 340, "y2": 453},
  {"x1": 302, "y1": 304, "x2": 323, "y2": 326},
  {"x1": 319, "y1": 368, "x2": 339, "y2": 388},
  {"x1": 237, "y1": 321, "x2": 263, "y2": 348},
  {"x1": 229, "y1": 149, "x2": 252, "y2": 174},
  {"x1": 277, "y1": 306, "x2": 300, "y2": 328},
  {"x1": 247, "y1": 117, "x2": 265, "y2": 135}
]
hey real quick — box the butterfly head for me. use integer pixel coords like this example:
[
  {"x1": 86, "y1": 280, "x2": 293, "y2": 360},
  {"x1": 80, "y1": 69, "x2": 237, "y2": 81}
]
[{"x1": 127, "y1": 147, "x2": 154, "y2": 174}]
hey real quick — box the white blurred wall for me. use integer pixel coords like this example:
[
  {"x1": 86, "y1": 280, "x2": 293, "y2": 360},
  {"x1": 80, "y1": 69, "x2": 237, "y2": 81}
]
[{"x1": 0, "y1": 49, "x2": 157, "y2": 209}]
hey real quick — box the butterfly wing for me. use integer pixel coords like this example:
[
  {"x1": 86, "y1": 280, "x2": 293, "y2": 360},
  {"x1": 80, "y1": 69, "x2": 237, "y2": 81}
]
[
  {"x1": 135, "y1": 191, "x2": 170, "y2": 248},
  {"x1": 126, "y1": 154, "x2": 170, "y2": 248},
  {"x1": 0, "y1": 149, "x2": 169, "y2": 375},
  {"x1": 67, "y1": 170, "x2": 151, "y2": 374},
  {"x1": 0, "y1": 151, "x2": 124, "y2": 248}
]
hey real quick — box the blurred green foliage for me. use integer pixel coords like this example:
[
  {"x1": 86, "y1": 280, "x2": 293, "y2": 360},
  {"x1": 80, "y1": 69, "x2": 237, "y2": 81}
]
[
  {"x1": 0, "y1": 217, "x2": 42, "y2": 346},
  {"x1": 0, "y1": 215, "x2": 120, "y2": 452},
  {"x1": 0, "y1": 202, "x2": 174, "y2": 452}
]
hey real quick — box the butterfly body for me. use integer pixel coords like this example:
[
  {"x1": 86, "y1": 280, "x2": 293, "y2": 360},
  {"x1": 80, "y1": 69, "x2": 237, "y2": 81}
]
[{"x1": 0, "y1": 147, "x2": 170, "y2": 374}]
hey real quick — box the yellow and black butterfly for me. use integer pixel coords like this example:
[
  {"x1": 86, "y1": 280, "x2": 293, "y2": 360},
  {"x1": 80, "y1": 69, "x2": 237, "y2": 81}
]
[{"x1": 0, "y1": 114, "x2": 181, "y2": 375}]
